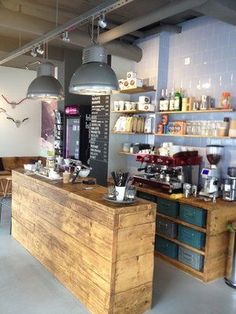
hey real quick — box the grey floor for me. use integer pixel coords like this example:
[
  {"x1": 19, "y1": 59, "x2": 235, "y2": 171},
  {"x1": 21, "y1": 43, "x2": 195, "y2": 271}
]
[{"x1": 1, "y1": 199, "x2": 236, "y2": 314}]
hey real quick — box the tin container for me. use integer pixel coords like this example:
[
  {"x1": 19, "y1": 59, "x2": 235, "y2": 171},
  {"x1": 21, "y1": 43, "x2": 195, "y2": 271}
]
[{"x1": 183, "y1": 183, "x2": 192, "y2": 198}]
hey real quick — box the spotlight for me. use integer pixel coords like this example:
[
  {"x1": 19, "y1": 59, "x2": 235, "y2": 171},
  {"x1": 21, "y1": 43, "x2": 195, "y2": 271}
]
[
  {"x1": 98, "y1": 14, "x2": 107, "y2": 29},
  {"x1": 36, "y1": 45, "x2": 44, "y2": 55},
  {"x1": 30, "y1": 48, "x2": 37, "y2": 57},
  {"x1": 61, "y1": 31, "x2": 70, "y2": 42}
]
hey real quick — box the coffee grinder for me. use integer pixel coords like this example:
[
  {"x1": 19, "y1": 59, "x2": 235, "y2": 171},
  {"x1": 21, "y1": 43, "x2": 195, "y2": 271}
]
[
  {"x1": 199, "y1": 145, "x2": 224, "y2": 198},
  {"x1": 222, "y1": 167, "x2": 236, "y2": 201}
]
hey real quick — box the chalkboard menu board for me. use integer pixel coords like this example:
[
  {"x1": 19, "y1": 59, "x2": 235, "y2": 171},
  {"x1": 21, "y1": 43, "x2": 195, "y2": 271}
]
[{"x1": 90, "y1": 96, "x2": 110, "y2": 186}]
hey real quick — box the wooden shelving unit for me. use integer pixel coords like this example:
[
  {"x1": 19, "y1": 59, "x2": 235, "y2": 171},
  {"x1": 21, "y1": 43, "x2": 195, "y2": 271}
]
[
  {"x1": 155, "y1": 252, "x2": 204, "y2": 280},
  {"x1": 119, "y1": 151, "x2": 136, "y2": 156},
  {"x1": 119, "y1": 86, "x2": 156, "y2": 94},
  {"x1": 111, "y1": 110, "x2": 155, "y2": 114},
  {"x1": 156, "y1": 109, "x2": 234, "y2": 114},
  {"x1": 112, "y1": 131, "x2": 154, "y2": 135},
  {"x1": 156, "y1": 232, "x2": 205, "y2": 256},
  {"x1": 155, "y1": 134, "x2": 234, "y2": 139},
  {"x1": 156, "y1": 213, "x2": 206, "y2": 233}
]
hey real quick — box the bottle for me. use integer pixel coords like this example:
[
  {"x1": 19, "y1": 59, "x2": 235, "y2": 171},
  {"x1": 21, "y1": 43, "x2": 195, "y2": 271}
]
[
  {"x1": 174, "y1": 90, "x2": 182, "y2": 111},
  {"x1": 169, "y1": 89, "x2": 175, "y2": 111},
  {"x1": 163, "y1": 89, "x2": 169, "y2": 111},
  {"x1": 159, "y1": 89, "x2": 165, "y2": 112}
]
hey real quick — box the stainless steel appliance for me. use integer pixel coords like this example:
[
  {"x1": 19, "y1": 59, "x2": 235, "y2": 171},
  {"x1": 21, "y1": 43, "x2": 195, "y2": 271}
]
[
  {"x1": 133, "y1": 152, "x2": 201, "y2": 194},
  {"x1": 222, "y1": 167, "x2": 236, "y2": 201},
  {"x1": 199, "y1": 145, "x2": 223, "y2": 199}
]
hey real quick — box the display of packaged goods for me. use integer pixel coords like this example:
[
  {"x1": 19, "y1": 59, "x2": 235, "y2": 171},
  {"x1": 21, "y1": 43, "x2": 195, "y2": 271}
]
[
  {"x1": 144, "y1": 117, "x2": 153, "y2": 133},
  {"x1": 113, "y1": 115, "x2": 152, "y2": 133},
  {"x1": 139, "y1": 96, "x2": 150, "y2": 104},
  {"x1": 127, "y1": 71, "x2": 137, "y2": 79},
  {"x1": 167, "y1": 121, "x2": 186, "y2": 135},
  {"x1": 157, "y1": 123, "x2": 164, "y2": 134},
  {"x1": 161, "y1": 114, "x2": 169, "y2": 125},
  {"x1": 118, "y1": 79, "x2": 124, "y2": 90},
  {"x1": 137, "y1": 103, "x2": 155, "y2": 111}
]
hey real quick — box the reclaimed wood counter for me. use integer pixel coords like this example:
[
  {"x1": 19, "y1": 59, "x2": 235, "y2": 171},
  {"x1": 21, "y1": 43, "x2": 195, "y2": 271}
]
[{"x1": 11, "y1": 170, "x2": 156, "y2": 314}]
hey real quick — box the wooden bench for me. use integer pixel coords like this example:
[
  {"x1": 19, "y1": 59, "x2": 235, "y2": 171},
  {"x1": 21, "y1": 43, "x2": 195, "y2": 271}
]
[{"x1": 0, "y1": 156, "x2": 46, "y2": 197}]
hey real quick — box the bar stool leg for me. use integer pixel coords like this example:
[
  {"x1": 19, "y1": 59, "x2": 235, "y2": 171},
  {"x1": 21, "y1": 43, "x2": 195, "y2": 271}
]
[
  {"x1": 4, "y1": 180, "x2": 10, "y2": 198},
  {"x1": 0, "y1": 200, "x2": 2, "y2": 224}
]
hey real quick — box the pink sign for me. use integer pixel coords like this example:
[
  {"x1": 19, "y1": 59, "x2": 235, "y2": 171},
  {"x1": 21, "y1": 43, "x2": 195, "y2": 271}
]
[{"x1": 65, "y1": 106, "x2": 79, "y2": 115}]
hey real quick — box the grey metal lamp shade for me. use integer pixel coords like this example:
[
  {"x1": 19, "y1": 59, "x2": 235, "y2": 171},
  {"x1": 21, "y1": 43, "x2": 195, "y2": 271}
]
[
  {"x1": 69, "y1": 45, "x2": 119, "y2": 95},
  {"x1": 27, "y1": 62, "x2": 64, "y2": 100}
]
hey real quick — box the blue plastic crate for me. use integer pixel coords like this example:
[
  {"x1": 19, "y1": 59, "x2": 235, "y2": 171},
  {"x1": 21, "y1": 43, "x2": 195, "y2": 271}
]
[
  {"x1": 155, "y1": 236, "x2": 178, "y2": 259},
  {"x1": 177, "y1": 225, "x2": 205, "y2": 250},
  {"x1": 179, "y1": 204, "x2": 206, "y2": 227},
  {"x1": 157, "y1": 197, "x2": 179, "y2": 218},
  {"x1": 156, "y1": 217, "x2": 177, "y2": 238},
  {"x1": 137, "y1": 191, "x2": 156, "y2": 203},
  {"x1": 178, "y1": 246, "x2": 204, "y2": 271}
]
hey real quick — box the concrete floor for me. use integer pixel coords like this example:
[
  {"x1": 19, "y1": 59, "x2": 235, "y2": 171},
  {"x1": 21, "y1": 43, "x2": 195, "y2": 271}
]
[{"x1": 1, "y1": 198, "x2": 236, "y2": 314}]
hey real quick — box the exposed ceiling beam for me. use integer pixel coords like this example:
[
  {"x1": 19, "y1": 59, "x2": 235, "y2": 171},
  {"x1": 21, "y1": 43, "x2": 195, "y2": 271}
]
[
  {"x1": 143, "y1": 24, "x2": 182, "y2": 37},
  {"x1": 0, "y1": 6, "x2": 142, "y2": 62},
  {"x1": 106, "y1": 20, "x2": 144, "y2": 38},
  {"x1": 0, "y1": 0, "x2": 137, "y2": 65},
  {"x1": 98, "y1": 0, "x2": 208, "y2": 44},
  {"x1": 194, "y1": 0, "x2": 236, "y2": 25},
  {"x1": 1, "y1": 0, "x2": 75, "y2": 24}
]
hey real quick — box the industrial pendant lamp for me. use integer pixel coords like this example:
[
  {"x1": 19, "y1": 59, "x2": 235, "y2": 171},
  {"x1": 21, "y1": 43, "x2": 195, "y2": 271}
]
[
  {"x1": 69, "y1": 44, "x2": 118, "y2": 95},
  {"x1": 69, "y1": 16, "x2": 118, "y2": 96},
  {"x1": 27, "y1": 61, "x2": 64, "y2": 101}
]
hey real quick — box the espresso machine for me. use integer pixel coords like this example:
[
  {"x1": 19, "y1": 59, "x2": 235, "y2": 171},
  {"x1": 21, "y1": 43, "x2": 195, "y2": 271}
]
[
  {"x1": 133, "y1": 152, "x2": 201, "y2": 194},
  {"x1": 199, "y1": 145, "x2": 224, "y2": 199},
  {"x1": 222, "y1": 167, "x2": 236, "y2": 201}
]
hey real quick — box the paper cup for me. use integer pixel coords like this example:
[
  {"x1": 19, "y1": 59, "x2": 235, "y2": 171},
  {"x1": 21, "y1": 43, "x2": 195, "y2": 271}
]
[{"x1": 115, "y1": 186, "x2": 126, "y2": 201}]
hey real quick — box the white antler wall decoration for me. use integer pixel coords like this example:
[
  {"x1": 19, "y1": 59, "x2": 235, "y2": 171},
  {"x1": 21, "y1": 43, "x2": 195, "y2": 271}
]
[
  {"x1": 1, "y1": 94, "x2": 27, "y2": 109},
  {"x1": 0, "y1": 107, "x2": 29, "y2": 128}
]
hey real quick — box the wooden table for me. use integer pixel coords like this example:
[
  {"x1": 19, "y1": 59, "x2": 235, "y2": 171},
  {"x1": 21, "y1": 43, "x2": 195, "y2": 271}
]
[{"x1": 11, "y1": 170, "x2": 156, "y2": 314}]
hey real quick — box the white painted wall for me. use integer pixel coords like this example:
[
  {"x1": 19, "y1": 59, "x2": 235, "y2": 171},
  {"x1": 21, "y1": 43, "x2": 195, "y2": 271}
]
[{"x1": 0, "y1": 66, "x2": 41, "y2": 157}]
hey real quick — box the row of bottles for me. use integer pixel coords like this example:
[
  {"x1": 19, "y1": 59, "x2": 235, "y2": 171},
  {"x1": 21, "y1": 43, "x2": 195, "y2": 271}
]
[{"x1": 159, "y1": 89, "x2": 182, "y2": 112}]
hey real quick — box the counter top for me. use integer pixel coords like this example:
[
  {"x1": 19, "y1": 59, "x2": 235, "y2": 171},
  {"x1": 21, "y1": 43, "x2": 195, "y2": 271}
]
[
  {"x1": 13, "y1": 169, "x2": 154, "y2": 216},
  {"x1": 11, "y1": 169, "x2": 156, "y2": 314},
  {"x1": 136, "y1": 184, "x2": 236, "y2": 212}
]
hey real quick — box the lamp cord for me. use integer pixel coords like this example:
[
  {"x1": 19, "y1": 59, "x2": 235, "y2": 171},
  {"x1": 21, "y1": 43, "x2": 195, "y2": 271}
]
[{"x1": 55, "y1": 0, "x2": 59, "y2": 26}]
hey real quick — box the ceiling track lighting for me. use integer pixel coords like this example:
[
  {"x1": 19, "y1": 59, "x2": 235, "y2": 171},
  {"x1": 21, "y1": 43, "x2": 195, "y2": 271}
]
[
  {"x1": 61, "y1": 31, "x2": 70, "y2": 43},
  {"x1": 98, "y1": 14, "x2": 107, "y2": 29},
  {"x1": 36, "y1": 45, "x2": 44, "y2": 55},
  {"x1": 30, "y1": 48, "x2": 37, "y2": 57}
]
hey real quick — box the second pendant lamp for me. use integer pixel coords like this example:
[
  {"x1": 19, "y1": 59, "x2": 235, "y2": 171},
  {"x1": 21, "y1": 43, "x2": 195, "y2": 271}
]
[
  {"x1": 69, "y1": 44, "x2": 119, "y2": 95},
  {"x1": 27, "y1": 61, "x2": 64, "y2": 101}
]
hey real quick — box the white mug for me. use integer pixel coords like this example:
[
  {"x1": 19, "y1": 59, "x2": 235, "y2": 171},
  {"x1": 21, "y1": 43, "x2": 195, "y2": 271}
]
[{"x1": 115, "y1": 186, "x2": 126, "y2": 201}]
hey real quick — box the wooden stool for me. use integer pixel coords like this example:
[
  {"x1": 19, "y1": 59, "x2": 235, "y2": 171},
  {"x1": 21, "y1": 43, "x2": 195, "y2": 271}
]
[{"x1": 0, "y1": 175, "x2": 12, "y2": 197}]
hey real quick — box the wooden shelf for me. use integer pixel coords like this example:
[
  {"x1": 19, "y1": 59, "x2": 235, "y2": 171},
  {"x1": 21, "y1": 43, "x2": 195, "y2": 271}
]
[
  {"x1": 111, "y1": 110, "x2": 155, "y2": 114},
  {"x1": 155, "y1": 252, "x2": 204, "y2": 280},
  {"x1": 112, "y1": 131, "x2": 154, "y2": 135},
  {"x1": 156, "y1": 213, "x2": 206, "y2": 233},
  {"x1": 119, "y1": 86, "x2": 156, "y2": 94},
  {"x1": 156, "y1": 109, "x2": 234, "y2": 114},
  {"x1": 156, "y1": 232, "x2": 205, "y2": 256},
  {"x1": 155, "y1": 134, "x2": 234, "y2": 139},
  {"x1": 119, "y1": 152, "x2": 136, "y2": 156}
]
